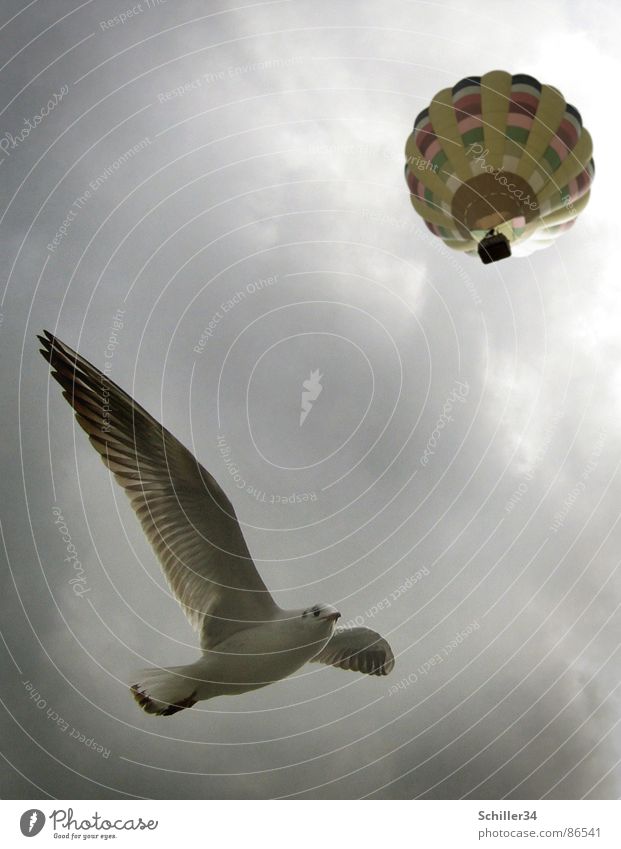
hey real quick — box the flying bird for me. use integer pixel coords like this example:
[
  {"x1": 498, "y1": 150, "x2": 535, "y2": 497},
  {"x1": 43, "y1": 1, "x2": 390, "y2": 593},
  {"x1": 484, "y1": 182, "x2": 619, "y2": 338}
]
[{"x1": 39, "y1": 331, "x2": 395, "y2": 716}]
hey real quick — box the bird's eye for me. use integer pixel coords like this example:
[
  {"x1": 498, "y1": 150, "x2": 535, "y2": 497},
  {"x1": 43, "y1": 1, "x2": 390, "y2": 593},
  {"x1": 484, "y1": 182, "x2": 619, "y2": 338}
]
[{"x1": 313, "y1": 609, "x2": 320, "y2": 617}]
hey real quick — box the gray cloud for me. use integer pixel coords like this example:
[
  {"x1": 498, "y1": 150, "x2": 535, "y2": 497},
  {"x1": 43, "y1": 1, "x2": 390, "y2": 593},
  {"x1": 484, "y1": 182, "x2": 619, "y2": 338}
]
[{"x1": 1, "y1": 0, "x2": 620, "y2": 799}]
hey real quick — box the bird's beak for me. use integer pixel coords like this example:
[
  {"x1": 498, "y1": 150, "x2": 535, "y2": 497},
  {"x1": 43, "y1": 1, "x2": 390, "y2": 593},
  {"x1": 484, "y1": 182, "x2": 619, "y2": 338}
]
[{"x1": 324, "y1": 611, "x2": 341, "y2": 623}]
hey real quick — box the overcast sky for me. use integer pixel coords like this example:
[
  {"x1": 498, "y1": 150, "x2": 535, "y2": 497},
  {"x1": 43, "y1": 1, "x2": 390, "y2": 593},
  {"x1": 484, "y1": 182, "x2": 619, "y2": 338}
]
[{"x1": 1, "y1": 0, "x2": 621, "y2": 800}]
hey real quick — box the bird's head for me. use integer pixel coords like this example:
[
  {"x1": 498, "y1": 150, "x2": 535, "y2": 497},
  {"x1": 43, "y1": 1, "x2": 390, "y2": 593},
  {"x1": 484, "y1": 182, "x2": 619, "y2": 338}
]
[{"x1": 301, "y1": 603, "x2": 341, "y2": 628}]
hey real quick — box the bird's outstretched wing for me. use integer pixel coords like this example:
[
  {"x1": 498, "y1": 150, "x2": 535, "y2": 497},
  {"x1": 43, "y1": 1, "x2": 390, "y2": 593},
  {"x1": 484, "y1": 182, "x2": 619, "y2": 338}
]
[
  {"x1": 311, "y1": 627, "x2": 395, "y2": 676},
  {"x1": 39, "y1": 331, "x2": 278, "y2": 648}
]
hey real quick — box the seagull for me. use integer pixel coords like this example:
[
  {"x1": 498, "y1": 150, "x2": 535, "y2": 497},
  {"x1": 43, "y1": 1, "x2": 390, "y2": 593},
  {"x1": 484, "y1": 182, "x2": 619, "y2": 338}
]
[{"x1": 39, "y1": 331, "x2": 395, "y2": 716}]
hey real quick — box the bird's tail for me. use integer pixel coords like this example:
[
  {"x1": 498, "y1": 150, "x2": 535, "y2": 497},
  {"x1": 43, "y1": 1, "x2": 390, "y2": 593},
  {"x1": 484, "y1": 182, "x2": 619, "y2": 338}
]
[{"x1": 130, "y1": 665, "x2": 201, "y2": 716}]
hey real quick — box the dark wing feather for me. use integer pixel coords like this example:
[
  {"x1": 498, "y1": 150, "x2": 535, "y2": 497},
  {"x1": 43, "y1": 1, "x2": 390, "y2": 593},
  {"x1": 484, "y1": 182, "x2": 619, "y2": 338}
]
[{"x1": 39, "y1": 330, "x2": 277, "y2": 648}]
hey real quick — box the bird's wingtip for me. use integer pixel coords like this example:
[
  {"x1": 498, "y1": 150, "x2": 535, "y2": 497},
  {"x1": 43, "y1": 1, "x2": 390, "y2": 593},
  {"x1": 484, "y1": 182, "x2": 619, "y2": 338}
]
[
  {"x1": 38, "y1": 331, "x2": 78, "y2": 365},
  {"x1": 37, "y1": 330, "x2": 56, "y2": 355}
]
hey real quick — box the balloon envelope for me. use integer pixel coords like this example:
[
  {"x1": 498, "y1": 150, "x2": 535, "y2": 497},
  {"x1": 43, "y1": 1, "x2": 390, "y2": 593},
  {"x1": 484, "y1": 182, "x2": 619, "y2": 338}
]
[{"x1": 404, "y1": 70, "x2": 594, "y2": 262}]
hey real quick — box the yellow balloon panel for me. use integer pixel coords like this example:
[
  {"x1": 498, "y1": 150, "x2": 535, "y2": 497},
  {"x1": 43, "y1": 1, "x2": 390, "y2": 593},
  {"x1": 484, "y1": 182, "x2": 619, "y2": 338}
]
[{"x1": 405, "y1": 71, "x2": 594, "y2": 261}]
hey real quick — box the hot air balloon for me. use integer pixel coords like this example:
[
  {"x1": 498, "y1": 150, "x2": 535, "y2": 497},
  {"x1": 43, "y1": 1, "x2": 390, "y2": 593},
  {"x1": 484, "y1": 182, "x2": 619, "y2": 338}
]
[{"x1": 404, "y1": 70, "x2": 594, "y2": 263}]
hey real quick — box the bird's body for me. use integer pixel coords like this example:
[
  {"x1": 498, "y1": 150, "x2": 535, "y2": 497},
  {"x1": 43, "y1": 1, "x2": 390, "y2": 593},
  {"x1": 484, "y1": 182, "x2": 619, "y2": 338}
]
[
  {"x1": 133, "y1": 607, "x2": 339, "y2": 714},
  {"x1": 39, "y1": 331, "x2": 395, "y2": 716}
]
